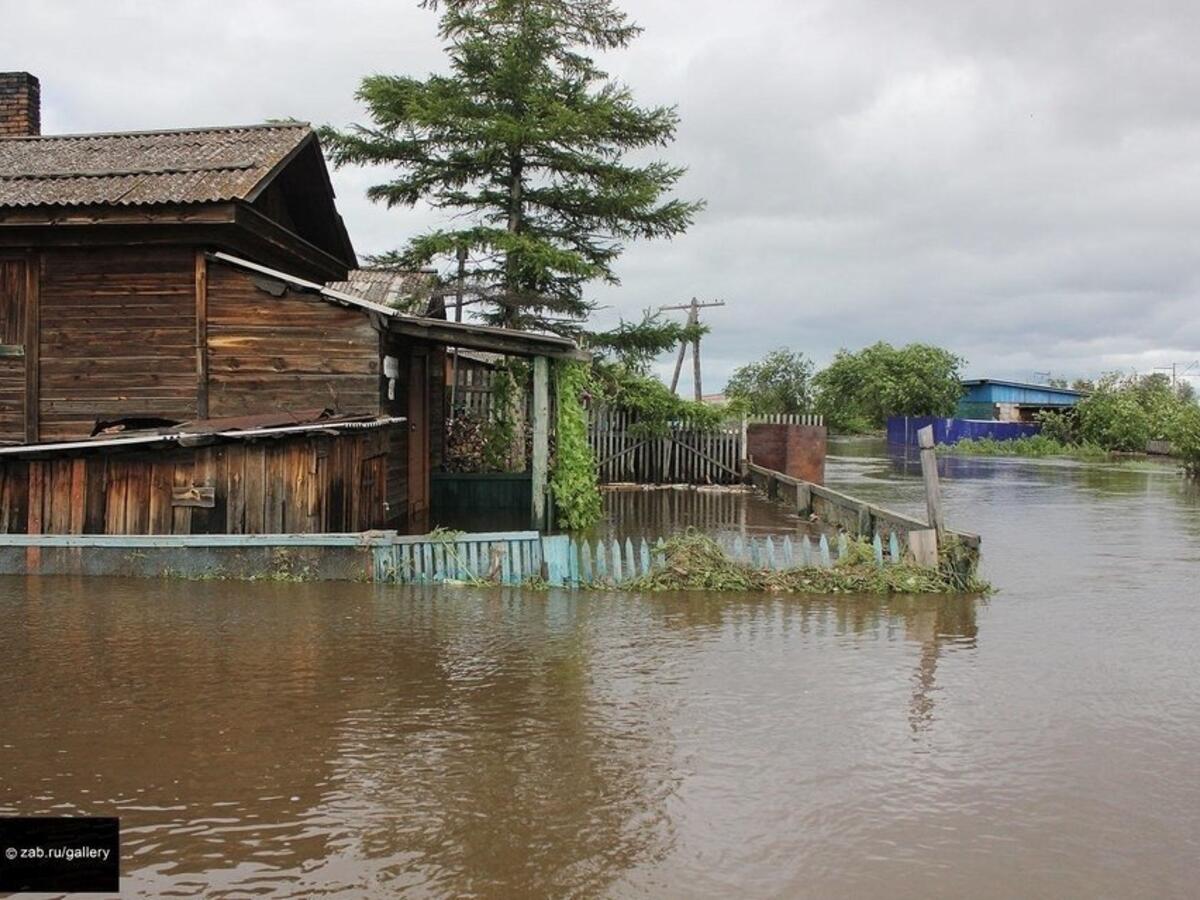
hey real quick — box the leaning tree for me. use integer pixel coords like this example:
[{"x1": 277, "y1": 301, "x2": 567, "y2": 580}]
[{"x1": 322, "y1": 0, "x2": 702, "y2": 334}]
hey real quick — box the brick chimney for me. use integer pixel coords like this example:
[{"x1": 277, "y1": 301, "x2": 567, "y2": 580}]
[{"x1": 0, "y1": 72, "x2": 41, "y2": 137}]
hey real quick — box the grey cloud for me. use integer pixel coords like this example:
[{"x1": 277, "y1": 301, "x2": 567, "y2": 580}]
[{"x1": 3, "y1": 0, "x2": 1198, "y2": 393}]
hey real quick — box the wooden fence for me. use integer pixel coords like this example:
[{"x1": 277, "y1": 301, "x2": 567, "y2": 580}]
[
  {"x1": 745, "y1": 462, "x2": 981, "y2": 569},
  {"x1": 745, "y1": 414, "x2": 824, "y2": 426},
  {"x1": 376, "y1": 527, "x2": 899, "y2": 586},
  {"x1": 448, "y1": 365, "x2": 500, "y2": 421},
  {"x1": 0, "y1": 524, "x2": 909, "y2": 584},
  {"x1": 588, "y1": 408, "x2": 823, "y2": 485}
]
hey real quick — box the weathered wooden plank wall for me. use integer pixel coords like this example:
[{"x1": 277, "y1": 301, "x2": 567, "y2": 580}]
[
  {"x1": 0, "y1": 257, "x2": 27, "y2": 444},
  {"x1": 39, "y1": 247, "x2": 198, "y2": 440},
  {"x1": 0, "y1": 427, "x2": 404, "y2": 536},
  {"x1": 449, "y1": 363, "x2": 498, "y2": 420},
  {"x1": 0, "y1": 355, "x2": 23, "y2": 444},
  {"x1": 205, "y1": 259, "x2": 380, "y2": 418}
]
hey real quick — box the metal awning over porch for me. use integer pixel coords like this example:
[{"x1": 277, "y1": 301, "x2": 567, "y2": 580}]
[{"x1": 209, "y1": 251, "x2": 590, "y2": 361}]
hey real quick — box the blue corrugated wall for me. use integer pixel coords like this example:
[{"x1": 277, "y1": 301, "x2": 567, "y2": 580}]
[{"x1": 887, "y1": 416, "x2": 1041, "y2": 446}]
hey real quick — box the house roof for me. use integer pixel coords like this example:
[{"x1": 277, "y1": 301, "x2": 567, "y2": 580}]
[
  {"x1": 326, "y1": 267, "x2": 439, "y2": 315},
  {"x1": 961, "y1": 378, "x2": 1086, "y2": 396},
  {"x1": 0, "y1": 122, "x2": 314, "y2": 208},
  {"x1": 211, "y1": 251, "x2": 589, "y2": 361},
  {"x1": 451, "y1": 349, "x2": 504, "y2": 367}
]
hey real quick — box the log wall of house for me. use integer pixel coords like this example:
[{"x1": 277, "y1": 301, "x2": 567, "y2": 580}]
[
  {"x1": 205, "y1": 260, "x2": 380, "y2": 418},
  {"x1": 0, "y1": 426, "x2": 401, "y2": 535},
  {"x1": 38, "y1": 247, "x2": 198, "y2": 440},
  {"x1": 0, "y1": 356, "x2": 22, "y2": 443},
  {"x1": 0, "y1": 257, "x2": 27, "y2": 444}
]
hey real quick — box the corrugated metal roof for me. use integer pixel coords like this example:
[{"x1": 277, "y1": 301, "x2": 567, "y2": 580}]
[
  {"x1": 326, "y1": 267, "x2": 438, "y2": 314},
  {"x1": 0, "y1": 412, "x2": 407, "y2": 457},
  {"x1": 961, "y1": 378, "x2": 1086, "y2": 396},
  {"x1": 0, "y1": 123, "x2": 312, "y2": 208},
  {"x1": 210, "y1": 251, "x2": 589, "y2": 360},
  {"x1": 452, "y1": 349, "x2": 504, "y2": 367}
]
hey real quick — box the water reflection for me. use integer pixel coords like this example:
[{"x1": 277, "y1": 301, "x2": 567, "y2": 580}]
[
  {"x1": 0, "y1": 577, "x2": 982, "y2": 898},
  {"x1": 0, "y1": 580, "x2": 687, "y2": 897},
  {"x1": 4, "y1": 441, "x2": 1200, "y2": 898},
  {"x1": 598, "y1": 485, "x2": 820, "y2": 543}
]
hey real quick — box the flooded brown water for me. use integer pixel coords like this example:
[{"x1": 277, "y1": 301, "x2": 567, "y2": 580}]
[{"x1": 3, "y1": 440, "x2": 1200, "y2": 897}]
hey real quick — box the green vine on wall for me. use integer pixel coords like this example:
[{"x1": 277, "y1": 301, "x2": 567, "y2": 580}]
[{"x1": 551, "y1": 360, "x2": 603, "y2": 530}]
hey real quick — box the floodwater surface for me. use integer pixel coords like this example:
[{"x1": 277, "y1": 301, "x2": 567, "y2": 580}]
[{"x1": 2, "y1": 440, "x2": 1199, "y2": 898}]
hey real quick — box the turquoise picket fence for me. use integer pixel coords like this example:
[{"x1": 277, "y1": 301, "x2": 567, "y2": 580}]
[{"x1": 375, "y1": 529, "x2": 905, "y2": 587}]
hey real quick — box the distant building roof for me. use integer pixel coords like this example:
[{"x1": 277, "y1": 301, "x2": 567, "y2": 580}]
[
  {"x1": 325, "y1": 267, "x2": 438, "y2": 315},
  {"x1": 0, "y1": 122, "x2": 315, "y2": 208},
  {"x1": 961, "y1": 378, "x2": 1086, "y2": 397}
]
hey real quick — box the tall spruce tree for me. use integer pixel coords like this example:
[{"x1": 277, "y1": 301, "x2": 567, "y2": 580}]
[{"x1": 321, "y1": 0, "x2": 702, "y2": 333}]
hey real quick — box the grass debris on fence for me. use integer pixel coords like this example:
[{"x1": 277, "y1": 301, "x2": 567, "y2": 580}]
[{"x1": 626, "y1": 531, "x2": 988, "y2": 595}]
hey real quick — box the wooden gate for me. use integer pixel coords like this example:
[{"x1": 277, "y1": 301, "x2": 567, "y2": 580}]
[
  {"x1": 588, "y1": 408, "x2": 824, "y2": 485},
  {"x1": 588, "y1": 407, "x2": 743, "y2": 484}
]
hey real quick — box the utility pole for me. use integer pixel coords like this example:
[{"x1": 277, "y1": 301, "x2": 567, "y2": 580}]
[
  {"x1": 660, "y1": 298, "x2": 725, "y2": 401},
  {"x1": 1154, "y1": 361, "x2": 1200, "y2": 389}
]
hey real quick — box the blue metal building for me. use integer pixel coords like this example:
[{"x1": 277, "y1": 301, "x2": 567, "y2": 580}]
[{"x1": 957, "y1": 379, "x2": 1085, "y2": 422}]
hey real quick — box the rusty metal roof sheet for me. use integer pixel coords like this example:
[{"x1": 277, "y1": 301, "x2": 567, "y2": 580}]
[
  {"x1": 326, "y1": 268, "x2": 439, "y2": 314},
  {"x1": 0, "y1": 123, "x2": 313, "y2": 208},
  {"x1": 210, "y1": 252, "x2": 589, "y2": 361},
  {"x1": 0, "y1": 412, "x2": 407, "y2": 457}
]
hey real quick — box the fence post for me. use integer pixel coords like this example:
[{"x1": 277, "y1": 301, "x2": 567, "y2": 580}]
[
  {"x1": 531, "y1": 356, "x2": 550, "y2": 529},
  {"x1": 739, "y1": 414, "x2": 748, "y2": 476},
  {"x1": 917, "y1": 425, "x2": 945, "y2": 541}
]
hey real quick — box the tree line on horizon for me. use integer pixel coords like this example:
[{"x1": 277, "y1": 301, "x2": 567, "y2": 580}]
[{"x1": 722, "y1": 343, "x2": 965, "y2": 433}]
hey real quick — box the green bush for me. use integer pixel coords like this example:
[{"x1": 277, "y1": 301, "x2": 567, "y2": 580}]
[
  {"x1": 1171, "y1": 403, "x2": 1200, "y2": 477},
  {"x1": 813, "y1": 342, "x2": 964, "y2": 432},
  {"x1": 1034, "y1": 408, "x2": 1078, "y2": 444},
  {"x1": 941, "y1": 436, "x2": 1108, "y2": 461},
  {"x1": 1074, "y1": 372, "x2": 1197, "y2": 453}
]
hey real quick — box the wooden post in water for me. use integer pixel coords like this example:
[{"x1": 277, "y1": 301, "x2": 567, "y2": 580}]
[
  {"x1": 917, "y1": 424, "x2": 945, "y2": 549},
  {"x1": 531, "y1": 356, "x2": 550, "y2": 529}
]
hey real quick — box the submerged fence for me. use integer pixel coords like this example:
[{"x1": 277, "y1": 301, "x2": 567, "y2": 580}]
[
  {"x1": 0, "y1": 525, "x2": 910, "y2": 585},
  {"x1": 588, "y1": 407, "x2": 823, "y2": 485},
  {"x1": 375, "y1": 527, "x2": 901, "y2": 586}
]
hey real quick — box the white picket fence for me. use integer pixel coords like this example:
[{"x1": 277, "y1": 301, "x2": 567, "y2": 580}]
[
  {"x1": 375, "y1": 527, "x2": 900, "y2": 586},
  {"x1": 746, "y1": 413, "x2": 824, "y2": 426}
]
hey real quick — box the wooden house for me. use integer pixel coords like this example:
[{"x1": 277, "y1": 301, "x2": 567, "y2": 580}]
[{"x1": 0, "y1": 72, "x2": 583, "y2": 535}]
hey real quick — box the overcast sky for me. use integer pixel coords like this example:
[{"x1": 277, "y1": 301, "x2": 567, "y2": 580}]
[{"x1": 4, "y1": 0, "x2": 1200, "y2": 393}]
